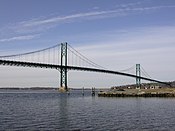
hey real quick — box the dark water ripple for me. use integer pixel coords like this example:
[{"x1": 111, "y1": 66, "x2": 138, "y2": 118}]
[{"x1": 1, "y1": 90, "x2": 175, "y2": 130}]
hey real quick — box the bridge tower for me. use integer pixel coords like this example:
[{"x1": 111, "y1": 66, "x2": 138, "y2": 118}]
[
  {"x1": 60, "y1": 42, "x2": 68, "y2": 91},
  {"x1": 136, "y1": 64, "x2": 141, "y2": 89}
]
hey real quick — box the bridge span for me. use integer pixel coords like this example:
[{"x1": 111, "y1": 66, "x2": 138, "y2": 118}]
[
  {"x1": 0, "y1": 42, "x2": 170, "y2": 90},
  {"x1": 0, "y1": 59, "x2": 169, "y2": 86}
]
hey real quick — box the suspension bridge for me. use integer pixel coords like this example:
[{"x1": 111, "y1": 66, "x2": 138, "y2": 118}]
[{"x1": 0, "y1": 42, "x2": 169, "y2": 91}]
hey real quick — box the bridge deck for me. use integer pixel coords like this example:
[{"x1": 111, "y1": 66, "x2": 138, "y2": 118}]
[{"x1": 0, "y1": 59, "x2": 169, "y2": 86}]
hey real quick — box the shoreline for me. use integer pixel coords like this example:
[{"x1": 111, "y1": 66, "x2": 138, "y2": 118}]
[{"x1": 98, "y1": 88, "x2": 175, "y2": 97}]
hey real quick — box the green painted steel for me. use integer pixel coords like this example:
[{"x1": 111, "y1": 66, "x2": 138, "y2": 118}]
[
  {"x1": 60, "y1": 42, "x2": 68, "y2": 90},
  {"x1": 0, "y1": 59, "x2": 170, "y2": 86},
  {"x1": 136, "y1": 64, "x2": 141, "y2": 88}
]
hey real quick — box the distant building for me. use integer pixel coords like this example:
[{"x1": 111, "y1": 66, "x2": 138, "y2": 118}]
[{"x1": 149, "y1": 84, "x2": 160, "y2": 89}]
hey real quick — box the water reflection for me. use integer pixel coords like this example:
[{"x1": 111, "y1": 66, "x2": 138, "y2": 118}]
[
  {"x1": 134, "y1": 98, "x2": 142, "y2": 130},
  {"x1": 58, "y1": 93, "x2": 69, "y2": 130}
]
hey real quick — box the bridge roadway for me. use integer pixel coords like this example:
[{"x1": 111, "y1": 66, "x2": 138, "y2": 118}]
[{"x1": 0, "y1": 59, "x2": 169, "y2": 85}]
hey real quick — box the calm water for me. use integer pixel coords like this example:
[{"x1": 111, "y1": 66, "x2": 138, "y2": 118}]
[{"x1": 1, "y1": 89, "x2": 175, "y2": 131}]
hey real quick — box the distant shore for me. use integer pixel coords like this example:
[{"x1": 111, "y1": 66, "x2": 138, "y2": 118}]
[
  {"x1": 0, "y1": 87, "x2": 57, "y2": 90},
  {"x1": 0, "y1": 87, "x2": 106, "y2": 90}
]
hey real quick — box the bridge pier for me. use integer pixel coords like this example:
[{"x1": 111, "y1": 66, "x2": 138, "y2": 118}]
[{"x1": 92, "y1": 87, "x2": 95, "y2": 96}]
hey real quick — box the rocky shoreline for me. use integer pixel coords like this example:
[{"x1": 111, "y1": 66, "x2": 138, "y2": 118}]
[{"x1": 98, "y1": 88, "x2": 175, "y2": 97}]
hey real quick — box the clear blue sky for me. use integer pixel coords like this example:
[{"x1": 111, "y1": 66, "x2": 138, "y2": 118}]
[{"x1": 0, "y1": 0, "x2": 175, "y2": 88}]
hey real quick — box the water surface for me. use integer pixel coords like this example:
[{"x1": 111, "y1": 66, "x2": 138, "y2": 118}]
[{"x1": 0, "y1": 89, "x2": 175, "y2": 130}]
